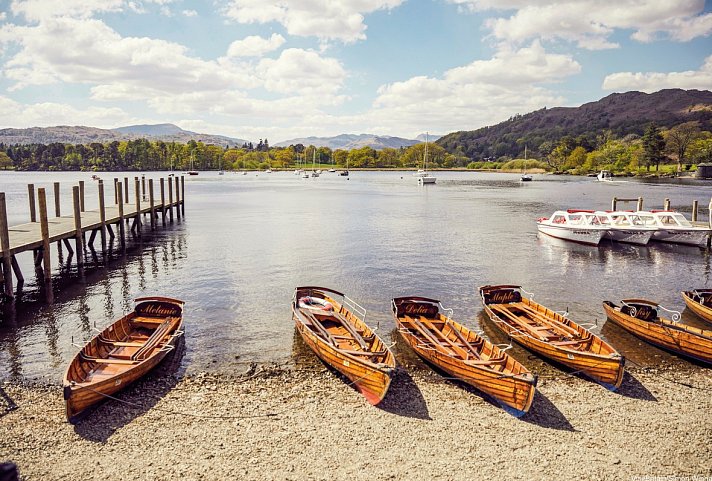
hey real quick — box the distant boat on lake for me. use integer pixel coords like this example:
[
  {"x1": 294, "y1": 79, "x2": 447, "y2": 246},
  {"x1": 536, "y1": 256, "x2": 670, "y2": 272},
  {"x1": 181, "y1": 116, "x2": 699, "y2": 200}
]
[{"x1": 414, "y1": 133, "x2": 435, "y2": 184}]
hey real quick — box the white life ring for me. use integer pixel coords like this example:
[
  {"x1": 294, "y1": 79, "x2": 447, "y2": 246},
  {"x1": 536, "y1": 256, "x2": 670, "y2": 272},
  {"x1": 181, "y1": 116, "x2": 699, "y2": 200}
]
[{"x1": 299, "y1": 296, "x2": 334, "y2": 311}]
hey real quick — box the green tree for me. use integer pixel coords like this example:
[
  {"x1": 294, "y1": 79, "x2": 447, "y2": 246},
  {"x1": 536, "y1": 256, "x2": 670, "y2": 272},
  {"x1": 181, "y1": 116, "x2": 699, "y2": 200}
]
[
  {"x1": 642, "y1": 124, "x2": 665, "y2": 171},
  {"x1": 0, "y1": 151, "x2": 13, "y2": 170},
  {"x1": 665, "y1": 121, "x2": 700, "y2": 172}
]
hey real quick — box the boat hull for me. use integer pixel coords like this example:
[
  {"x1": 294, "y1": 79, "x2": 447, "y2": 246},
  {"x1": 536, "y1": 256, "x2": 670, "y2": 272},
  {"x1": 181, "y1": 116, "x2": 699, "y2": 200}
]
[
  {"x1": 292, "y1": 288, "x2": 395, "y2": 405},
  {"x1": 682, "y1": 291, "x2": 712, "y2": 325},
  {"x1": 603, "y1": 301, "x2": 712, "y2": 364},
  {"x1": 397, "y1": 321, "x2": 536, "y2": 414},
  {"x1": 480, "y1": 287, "x2": 624, "y2": 389},
  {"x1": 604, "y1": 229, "x2": 653, "y2": 245},
  {"x1": 63, "y1": 297, "x2": 185, "y2": 421},
  {"x1": 650, "y1": 229, "x2": 710, "y2": 247},
  {"x1": 537, "y1": 223, "x2": 605, "y2": 246}
]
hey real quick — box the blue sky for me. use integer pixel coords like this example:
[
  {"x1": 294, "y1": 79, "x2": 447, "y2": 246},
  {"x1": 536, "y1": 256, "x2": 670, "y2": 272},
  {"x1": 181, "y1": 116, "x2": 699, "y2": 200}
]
[{"x1": 0, "y1": 0, "x2": 710, "y2": 143}]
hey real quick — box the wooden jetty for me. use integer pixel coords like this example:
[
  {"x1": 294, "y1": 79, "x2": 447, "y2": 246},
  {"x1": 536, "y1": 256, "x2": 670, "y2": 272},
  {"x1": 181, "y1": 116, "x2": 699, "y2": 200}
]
[{"x1": 0, "y1": 175, "x2": 185, "y2": 300}]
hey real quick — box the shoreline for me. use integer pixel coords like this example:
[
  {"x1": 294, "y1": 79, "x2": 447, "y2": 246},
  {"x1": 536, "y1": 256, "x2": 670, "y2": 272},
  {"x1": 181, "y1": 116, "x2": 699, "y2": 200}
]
[{"x1": 2, "y1": 363, "x2": 711, "y2": 480}]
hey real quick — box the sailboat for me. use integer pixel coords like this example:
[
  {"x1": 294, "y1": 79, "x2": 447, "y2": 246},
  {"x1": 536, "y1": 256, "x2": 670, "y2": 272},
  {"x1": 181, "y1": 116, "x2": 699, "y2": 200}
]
[
  {"x1": 328, "y1": 152, "x2": 336, "y2": 172},
  {"x1": 414, "y1": 133, "x2": 436, "y2": 184},
  {"x1": 311, "y1": 148, "x2": 320, "y2": 177},
  {"x1": 188, "y1": 151, "x2": 199, "y2": 175},
  {"x1": 520, "y1": 145, "x2": 532, "y2": 182},
  {"x1": 339, "y1": 154, "x2": 349, "y2": 176}
]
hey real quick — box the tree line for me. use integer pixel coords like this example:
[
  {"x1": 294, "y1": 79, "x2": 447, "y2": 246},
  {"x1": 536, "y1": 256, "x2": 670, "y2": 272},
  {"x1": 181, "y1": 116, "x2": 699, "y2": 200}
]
[{"x1": 0, "y1": 138, "x2": 471, "y2": 171}]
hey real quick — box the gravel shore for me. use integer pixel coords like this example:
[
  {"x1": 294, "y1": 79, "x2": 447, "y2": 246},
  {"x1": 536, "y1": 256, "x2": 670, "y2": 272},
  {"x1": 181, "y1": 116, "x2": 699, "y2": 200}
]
[{"x1": 1, "y1": 362, "x2": 711, "y2": 481}]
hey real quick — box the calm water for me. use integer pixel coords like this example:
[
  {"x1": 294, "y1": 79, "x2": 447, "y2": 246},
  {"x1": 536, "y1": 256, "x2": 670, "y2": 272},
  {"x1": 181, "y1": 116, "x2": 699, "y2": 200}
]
[{"x1": 1, "y1": 170, "x2": 711, "y2": 382}]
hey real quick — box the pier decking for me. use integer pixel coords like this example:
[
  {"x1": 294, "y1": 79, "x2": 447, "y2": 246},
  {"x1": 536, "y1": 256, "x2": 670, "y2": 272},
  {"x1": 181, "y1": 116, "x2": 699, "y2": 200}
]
[{"x1": 0, "y1": 175, "x2": 185, "y2": 300}]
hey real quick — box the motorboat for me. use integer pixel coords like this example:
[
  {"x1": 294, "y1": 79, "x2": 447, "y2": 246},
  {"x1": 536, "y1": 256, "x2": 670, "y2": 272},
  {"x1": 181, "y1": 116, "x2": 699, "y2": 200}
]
[
  {"x1": 635, "y1": 210, "x2": 711, "y2": 247},
  {"x1": 536, "y1": 210, "x2": 608, "y2": 245},
  {"x1": 597, "y1": 170, "x2": 612, "y2": 181},
  {"x1": 591, "y1": 210, "x2": 656, "y2": 245}
]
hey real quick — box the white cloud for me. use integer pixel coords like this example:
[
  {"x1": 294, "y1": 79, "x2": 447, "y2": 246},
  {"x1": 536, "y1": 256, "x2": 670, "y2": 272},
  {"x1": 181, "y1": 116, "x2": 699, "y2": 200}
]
[
  {"x1": 449, "y1": 0, "x2": 712, "y2": 49},
  {"x1": 363, "y1": 41, "x2": 580, "y2": 135},
  {"x1": 0, "y1": 95, "x2": 134, "y2": 128},
  {"x1": 602, "y1": 55, "x2": 712, "y2": 93},
  {"x1": 256, "y1": 48, "x2": 346, "y2": 95},
  {"x1": 222, "y1": 0, "x2": 404, "y2": 43},
  {"x1": 10, "y1": 0, "x2": 179, "y2": 21},
  {"x1": 182, "y1": 9, "x2": 197, "y2": 17},
  {"x1": 226, "y1": 33, "x2": 285, "y2": 58}
]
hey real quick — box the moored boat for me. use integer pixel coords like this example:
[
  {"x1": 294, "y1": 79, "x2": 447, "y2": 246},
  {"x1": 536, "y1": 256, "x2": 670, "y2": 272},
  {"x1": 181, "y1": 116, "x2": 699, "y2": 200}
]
[
  {"x1": 592, "y1": 210, "x2": 656, "y2": 245},
  {"x1": 292, "y1": 286, "x2": 395, "y2": 405},
  {"x1": 597, "y1": 170, "x2": 612, "y2": 181},
  {"x1": 635, "y1": 210, "x2": 711, "y2": 247},
  {"x1": 63, "y1": 296, "x2": 185, "y2": 422},
  {"x1": 479, "y1": 285, "x2": 625, "y2": 389},
  {"x1": 391, "y1": 296, "x2": 536, "y2": 415},
  {"x1": 603, "y1": 299, "x2": 712, "y2": 365},
  {"x1": 536, "y1": 210, "x2": 607, "y2": 245},
  {"x1": 682, "y1": 289, "x2": 712, "y2": 324}
]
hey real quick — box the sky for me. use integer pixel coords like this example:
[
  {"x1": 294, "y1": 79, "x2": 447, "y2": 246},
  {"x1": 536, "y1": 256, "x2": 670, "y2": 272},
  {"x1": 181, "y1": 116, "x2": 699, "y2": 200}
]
[{"x1": 0, "y1": 0, "x2": 710, "y2": 143}]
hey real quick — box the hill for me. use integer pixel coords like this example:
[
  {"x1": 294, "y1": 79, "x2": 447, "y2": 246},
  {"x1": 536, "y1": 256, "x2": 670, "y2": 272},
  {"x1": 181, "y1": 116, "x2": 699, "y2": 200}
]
[
  {"x1": 437, "y1": 89, "x2": 712, "y2": 160},
  {"x1": 0, "y1": 123, "x2": 248, "y2": 147},
  {"x1": 274, "y1": 133, "x2": 426, "y2": 150}
]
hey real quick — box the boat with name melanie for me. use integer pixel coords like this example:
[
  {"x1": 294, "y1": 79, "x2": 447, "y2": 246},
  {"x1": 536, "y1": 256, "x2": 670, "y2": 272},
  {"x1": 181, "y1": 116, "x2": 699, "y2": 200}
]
[
  {"x1": 536, "y1": 210, "x2": 608, "y2": 245},
  {"x1": 681, "y1": 289, "x2": 712, "y2": 325},
  {"x1": 480, "y1": 285, "x2": 625, "y2": 389},
  {"x1": 292, "y1": 286, "x2": 396, "y2": 405},
  {"x1": 63, "y1": 296, "x2": 185, "y2": 422},
  {"x1": 603, "y1": 299, "x2": 712, "y2": 365},
  {"x1": 391, "y1": 296, "x2": 537, "y2": 416}
]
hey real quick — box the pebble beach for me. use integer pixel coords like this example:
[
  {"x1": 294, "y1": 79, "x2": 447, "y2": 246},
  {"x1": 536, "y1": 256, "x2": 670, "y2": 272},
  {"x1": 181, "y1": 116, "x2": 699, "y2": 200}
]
[{"x1": 2, "y1": 360, "x2": 711, "y2": 481}]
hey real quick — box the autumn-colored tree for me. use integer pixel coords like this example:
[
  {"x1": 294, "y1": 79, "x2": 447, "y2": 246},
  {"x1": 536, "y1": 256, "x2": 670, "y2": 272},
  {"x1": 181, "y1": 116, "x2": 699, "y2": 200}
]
[{"x1": 665, "y1": 121, "x2": 700, "y2": 172}]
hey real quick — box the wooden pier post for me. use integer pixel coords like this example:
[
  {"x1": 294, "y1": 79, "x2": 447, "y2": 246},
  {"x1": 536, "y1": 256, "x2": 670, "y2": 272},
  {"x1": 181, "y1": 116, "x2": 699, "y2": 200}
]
[
  {"x1": 28, "y1": 184, "x2": 37, "y2": 222},
  {"x1": 53, "y1": 182, "x2": 61, "y2": 217},
  {"x1": 134, "y1": 177, "x2": 142, "y2": 236},
  {"x1": 611, "y1": 197, "x2": 617, "y2": 211},
  {"x1": 117, "y1": 189, "x2": 125, "y2": 250},
  {"x1": 181, "y1": 175, "x2": 185, "y2": 216},
  {"x1": 114, "y1": 178, "x2": 119, "y2": 204},
  {"x1": 664, "y1": 198, "x2": 671, "y2": 210},
  {"x1": 72, "y1": 186, "x2": 84, "y2": 274},
  {"x1": 168, "y1": 178, "x2": 174, "y2": 223},
  {"x1": 37, "y1": 188, "x2": 52, "y2": 290},
  {"x1": 637, "y1": 197, "x2": 643, "y2": 211},
  {"x1": 0, "y1": 193, "x2": 14, "y2": 298},
  {"x1": 123, "y1": 177, "x2": 129, "y2": 206},
  {"x1": 149, "y1": 179, "x2": 155, "y2": 230},
  {"x1": 160, "y1": 178, "x2": 166, "y2": 227},
  {"x1": 79, "y1": 181, "x2": 85, "y2": 212},
  {"x1": 174, "y1": 176, "x2": 181, "y2": 219},
  {"x1": 98, "y1": 181, "x2": 107, "y2": 260},
  {"x1": 691, "y1": 200, "x2": 698, "y2": 222},
  {"x1": 141, "y1": 175, "x2": 147, "y2": 201}
]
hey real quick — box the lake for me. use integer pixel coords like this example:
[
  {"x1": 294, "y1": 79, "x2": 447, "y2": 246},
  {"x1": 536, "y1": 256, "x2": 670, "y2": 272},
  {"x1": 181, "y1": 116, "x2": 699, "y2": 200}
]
[{"x1": 1, "y1": 170, "x2": 711, "y2": 382}]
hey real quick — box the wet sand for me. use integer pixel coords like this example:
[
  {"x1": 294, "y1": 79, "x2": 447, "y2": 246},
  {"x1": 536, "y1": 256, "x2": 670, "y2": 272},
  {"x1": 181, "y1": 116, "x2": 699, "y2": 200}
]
[{"x1": 1, "y1": 362, "x2": 711, "y2": 481}]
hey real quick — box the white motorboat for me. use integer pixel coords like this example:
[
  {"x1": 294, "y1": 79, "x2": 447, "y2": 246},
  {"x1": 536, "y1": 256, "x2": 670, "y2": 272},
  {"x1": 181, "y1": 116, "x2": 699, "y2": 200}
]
[
  {"x1": 597, "y1": 170, "x2": 612, "y2": 181},
  {"x1": 536, "y1": 210, "x2": 607, "y2": 245},
  {"x1": 635, "y1": 211, "x2": 712, "y2": 247},
  {"x1": 592, "y1": 211, "x2": 656, "y2": 245}
]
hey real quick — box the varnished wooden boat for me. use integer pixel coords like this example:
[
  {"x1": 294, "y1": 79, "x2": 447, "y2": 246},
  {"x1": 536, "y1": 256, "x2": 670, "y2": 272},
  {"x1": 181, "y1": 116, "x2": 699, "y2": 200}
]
[
  {"x1": 63, "y1": 296, "x2": 185, "y2": 422},
  {"x1": 391, "y1": 296, "x2": 536, "y2": 416},
  {"x1": 479, "y1": 285, "x2": 625, "y2": 389},
  {"x1": 292, "y1": 286, "x2": 395, "y2": 405},
  {"x1": 681, "y1": 289, "x2": 712, "y2": 325},
  {"x1": 603, "y1": 299, "x2": 712, "y2": 364}
]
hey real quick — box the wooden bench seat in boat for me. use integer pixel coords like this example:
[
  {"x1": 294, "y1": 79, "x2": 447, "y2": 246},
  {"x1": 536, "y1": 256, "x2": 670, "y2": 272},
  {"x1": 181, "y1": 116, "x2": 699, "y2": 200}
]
[
  {"x1": 79, "y1": 352, "x2": 139, "y2": 364},
  {"x1": 340, "y1": 349, "x2": 388, "y2": 357}
]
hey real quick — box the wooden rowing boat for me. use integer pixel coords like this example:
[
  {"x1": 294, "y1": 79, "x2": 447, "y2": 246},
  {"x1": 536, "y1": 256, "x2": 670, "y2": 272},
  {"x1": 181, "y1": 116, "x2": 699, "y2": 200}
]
[
  {"x1": 479, "y1": 285, "x2": 625, "y2": 389},
  {"x1": 391, "y1": 296, "x2": 536, "y2": 416},
  {"x1": 603, "y1": 299, "x2": 712, "y2": 364},
  {"x1": 292, "y1": 286, "x2": 395, "y2": 405},
  {"x1": 63, "y1": 296, "x2": 185, "y2": 422},
  {"x1": 681, "y1": 289, "x2": 712, "y2": 325}
]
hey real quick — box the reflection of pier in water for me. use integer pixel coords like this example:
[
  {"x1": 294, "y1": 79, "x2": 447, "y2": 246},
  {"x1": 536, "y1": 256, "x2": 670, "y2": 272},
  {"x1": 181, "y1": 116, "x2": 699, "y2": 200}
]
[{"x1": 0, "y1": 232, "x2": 187, "y2": 381}]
